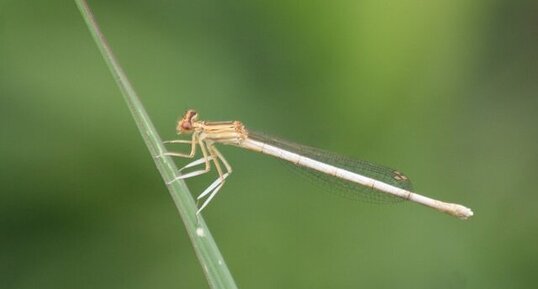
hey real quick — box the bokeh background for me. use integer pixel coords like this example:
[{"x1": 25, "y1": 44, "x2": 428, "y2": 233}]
[{"x1": 1, "y1": 0, "x2": 537, "y2": 288}]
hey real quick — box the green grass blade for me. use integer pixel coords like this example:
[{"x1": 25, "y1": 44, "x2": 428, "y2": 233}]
[{"x1": 74, "y1": 1, "x2": 238, "y2": 288}]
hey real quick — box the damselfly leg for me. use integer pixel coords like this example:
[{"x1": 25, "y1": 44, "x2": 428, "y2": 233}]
[
  {"x1": 194, "y1": 144, "x2": 233, "y2": 214},
  {"x1": 165, "y1": 134, "x2": 211, "y2": 181},
  {"x1": 164, "y1": 134, "x2": 234, "y2": 214}
]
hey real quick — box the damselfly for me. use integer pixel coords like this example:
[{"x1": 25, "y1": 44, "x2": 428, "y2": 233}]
[{"x1": 164, "y1": 109, "x2": 473, "y2": 219}]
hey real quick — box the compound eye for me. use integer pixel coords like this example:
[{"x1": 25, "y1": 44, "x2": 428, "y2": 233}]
[{"x1": 181, "y1": 121, "x2": 192, "y2": 131}]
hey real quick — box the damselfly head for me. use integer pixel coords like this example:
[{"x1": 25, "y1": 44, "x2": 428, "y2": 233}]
[{"x1": 177, "y1": 109, "x2": 199, "y2": 134}]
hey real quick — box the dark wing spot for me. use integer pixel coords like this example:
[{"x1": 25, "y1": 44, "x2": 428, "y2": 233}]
[{"x1": 393, "y1": 171, "x2": 408, "y2": 181}]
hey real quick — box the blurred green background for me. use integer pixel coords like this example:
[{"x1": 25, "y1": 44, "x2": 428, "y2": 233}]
[{"x1": 1, "y1": 0, "x2": 537, "y2": 288}]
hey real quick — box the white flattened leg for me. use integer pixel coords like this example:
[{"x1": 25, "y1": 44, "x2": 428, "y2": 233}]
[
  {"x1": 179, "y1": 156, "x2": 215, "y2": 171},
  {"x1": 195, "y1": 145, "x2": 233, "y2": 214},
  {"x1": 196, "y1": 173, "x2": 230, "y2": 214},
  {"x1": 169, "y1": 166, "x2": 209, "y2": 181},
  {"x1": 197, "y1": 172, "x2": 229, "y2": 200}
]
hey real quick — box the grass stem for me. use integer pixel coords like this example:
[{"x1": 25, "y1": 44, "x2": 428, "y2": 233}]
[{"x1": 74, "y1": 1, "x2": 238, "y2": 288}]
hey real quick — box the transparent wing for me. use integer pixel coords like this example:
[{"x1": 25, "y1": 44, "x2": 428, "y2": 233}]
[{"x1": 250, "y1": 132, "x2": 413, "y2": 204}]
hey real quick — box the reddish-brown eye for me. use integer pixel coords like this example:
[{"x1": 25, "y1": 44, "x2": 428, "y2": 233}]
[{"x1": 181, "y1": 121, "x2": 192, "y2": 131}]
